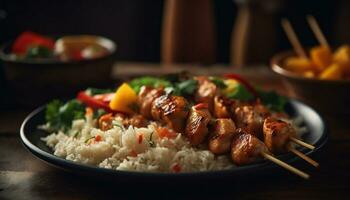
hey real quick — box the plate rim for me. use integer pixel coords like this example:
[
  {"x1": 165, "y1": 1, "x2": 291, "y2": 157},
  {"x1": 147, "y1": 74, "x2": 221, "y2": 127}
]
[{"x1": 20, "y1": 99, "x2": 329, "y2": 178}]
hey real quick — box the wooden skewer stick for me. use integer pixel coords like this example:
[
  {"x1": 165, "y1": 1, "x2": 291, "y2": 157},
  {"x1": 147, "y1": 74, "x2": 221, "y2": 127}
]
[
  {"x1": 288, "y1": 146, "x2": 319, "y2": 168},
  {"x1": 281, "y1": 19, "x2": 308, "y2": 58},
  {"x1": 306, "y1": 15, "x2": 330, "y2": 48},
  {"x1": 261, "y1": 152, "x2": 310, "y2": 179},
  {"x1": 290, "y1": 137, "x2": 315, "y2": 150}
]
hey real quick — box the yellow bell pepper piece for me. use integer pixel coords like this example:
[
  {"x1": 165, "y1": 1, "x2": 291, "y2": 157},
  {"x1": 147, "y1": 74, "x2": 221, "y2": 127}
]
[
  {"x1": 333, "y1": 45, "x2": 350, "y2": 75},
  {"x1": 109, "y1": 83, "x2": 138, "y2": 114},
  {"x1": 222, "y1": 79, "x2": 239, "y2": 95},
  {"x1": 319, "y1": 63, "x2": 343, "y2": 80},
  {"x1": 310, "y1": 46, "x2": 332, "y2": 72},
  {"x1": 303, "y1": 70, "x2": 316, "y2": 78},
  {"x1": 284, "y1": 57, "x2": 313, "y2": 73}
]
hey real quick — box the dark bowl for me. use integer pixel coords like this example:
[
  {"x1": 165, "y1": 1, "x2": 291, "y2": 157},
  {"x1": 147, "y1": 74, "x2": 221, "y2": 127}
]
[
  {"x1": 271, "y1": 50, "x2": 350, "y2": 115},
  {"x1": 0, "y1": 35, "x2": 117, "y2": 107}
]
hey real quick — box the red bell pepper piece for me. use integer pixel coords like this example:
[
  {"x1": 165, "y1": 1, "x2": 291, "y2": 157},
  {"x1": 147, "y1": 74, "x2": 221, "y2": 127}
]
[
  {"x1": 77, "y1": 91, "x2": 113, "y2": 112},
  {"x1": 194, "y1": 103, "x2": 209, "y2": 110},
  {"x1": 12, "y1": 31, "x2": 55, "y2": 54},
  {"x1": 71, "y1": 50, "x2": 84, "y2": 61},
  {"x1": 172, "y1": 163, "x2": 181, "y2": 173}
]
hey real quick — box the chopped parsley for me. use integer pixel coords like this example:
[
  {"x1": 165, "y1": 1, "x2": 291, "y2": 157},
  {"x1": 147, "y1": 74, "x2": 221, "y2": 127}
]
[
  {"x1": 45, "y1": 99, "x2": 85, "y2": 132},
  {"x1": 129, "y1": 77, "x2": 172, "y2": 94},
  {"x1": 257, "y1": 89, "x2": 287, "y2": 112},
  {"x1": 209, "y1": 77, "x2": 227, "y2": 89},
  {"x1": 148, "y1": 131, "x2": 155, "y2": 147}
]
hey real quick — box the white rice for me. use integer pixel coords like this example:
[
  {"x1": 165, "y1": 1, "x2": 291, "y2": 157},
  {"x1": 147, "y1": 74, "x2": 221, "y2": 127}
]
[
  {"x1": 41, "y1": 115, "x2": 234, "y2": 173},
  {"x1": 41, "y1": 115, "x2": 307, "y2": 173}
]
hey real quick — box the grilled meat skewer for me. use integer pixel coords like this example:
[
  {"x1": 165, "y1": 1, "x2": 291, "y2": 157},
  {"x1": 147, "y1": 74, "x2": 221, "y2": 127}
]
[
  {"x1": 185, "y1": 103, "x2": 212, "y2": 145},
  {"x1": 209, "y1": 118, "x2": 237, "y2": 154}
]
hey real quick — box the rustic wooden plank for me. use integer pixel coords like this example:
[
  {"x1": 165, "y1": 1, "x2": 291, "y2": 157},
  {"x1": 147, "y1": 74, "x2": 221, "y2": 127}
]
[
  {"x1": 0, "y1": 109, "x2": 30, "y2": 134},
  {"x1": 0, "y1": 134, "x2": 349, "y2": 199}
]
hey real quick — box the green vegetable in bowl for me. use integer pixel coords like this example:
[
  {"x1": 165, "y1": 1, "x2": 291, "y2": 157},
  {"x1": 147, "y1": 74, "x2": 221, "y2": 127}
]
[{"x1": 25, "y1": 46, "x2": 53, "y2": 59}]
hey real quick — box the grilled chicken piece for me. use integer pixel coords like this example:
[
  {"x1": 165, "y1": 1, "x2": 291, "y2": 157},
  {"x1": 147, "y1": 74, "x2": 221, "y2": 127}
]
[
  {"x1": 231, "y1": 132, "x2": 269, "y2": 165},
  {"x1": 185, "y1": 105, "x2": 212, "y2": 145},
  {"x1": 138, "y1": 86, "x2": 164, "y2": 119},
  {"x1": 209, "y1": 118, "x2": 236, "y2": 154},
  {"x1": 213, "y1": 96, "x2": 235, "y2": 118},
  {"x1": 194, "y1": 76, "x2": 217, "y2": 112},
  {"x1": 263, "y1": 117, "x2": 297, "y2": 154},
  {"x1": 123, "y1": 114, "x2": 148, "y2": 128},
  {"x1": 151, "y1": 95, "x2": 189, "y2": 132},
  {"x1": 234, "y1": 103, "x2": 270, "y2": 138}
]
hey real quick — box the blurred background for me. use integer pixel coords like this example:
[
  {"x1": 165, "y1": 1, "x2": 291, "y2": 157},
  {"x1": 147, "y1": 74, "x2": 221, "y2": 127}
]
[
  {"x1": 0, "y1": 0, "x2": 349, "y2": 109},
  {"x1": 1, "y1": 0, "x2": 348, "y2": 63}
]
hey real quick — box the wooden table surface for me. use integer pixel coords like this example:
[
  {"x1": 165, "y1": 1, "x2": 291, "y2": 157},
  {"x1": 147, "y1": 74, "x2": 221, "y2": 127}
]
[{"x1": 1, "y1": 63, "x2": 349, "y2": 200}]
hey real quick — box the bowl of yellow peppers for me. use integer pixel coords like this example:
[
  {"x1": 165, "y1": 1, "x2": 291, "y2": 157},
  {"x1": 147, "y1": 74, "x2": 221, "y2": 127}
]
[{"x1": 271, "y1": 45, "x2": 350, "y2": 114}]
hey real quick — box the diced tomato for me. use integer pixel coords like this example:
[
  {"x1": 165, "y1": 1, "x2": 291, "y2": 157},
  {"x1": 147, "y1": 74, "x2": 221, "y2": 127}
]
[
  {"x1": 98, "y1": 113, "x2": 113, "y2": 131},
  {"x1": 129, "y1": 150, "x2": 137, "y2": 157},
  {"x1": 172, "y1": 163, "x2": 181, "y2": 173},
  {"x1": 85, "y1": 107, "x2": 93, "y2": 116},
  {"x1": 71, "y1": 50, "x2": 84, "y2": 61},
  {"x1": 156, "y1": 127, "x2": 178, "y2": 139},
  {"x1": 224, "y1": 73, "x2": 258, "y2": 98},
  {"x1": 12, "y1": 31, "x2": 55, "y2": 54},
  {"x1": 137, "y1": 134, "x2": 143, "y2": 144},
  {"x1": 95, "y1": 135, "x2": 102, "y2": 142},
  {"x1": 194, "y1": 103, "x2": 208, "y2": 110}
]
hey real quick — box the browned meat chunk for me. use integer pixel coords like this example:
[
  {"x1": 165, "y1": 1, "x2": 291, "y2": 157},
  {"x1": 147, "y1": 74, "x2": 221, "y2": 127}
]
[
  {"x1": 209, "y1": 118, "x2": 236, "y2": 154},
  {"x1": 123, "y1": 114, "x2": 149, "y2": 128},
  {"x1": 138, "y1": 86, "x2": 164, "y2": 119},
  {"x1": 213, "y1": 95, "x2": 237, "y2": 118},
  {"x1": 263, "y1": 117, "x2": 296, "y2": 154},
  {"x1": 185, "y1": 105, "x2": 212, "y2": 145},
  {"x1": 231, "y1": 133, "x2": 269, "y2": 165},
  {"x1": 194, "y1": 76, "x2": 217, "y2": 112},
  {"x1": 151, "y1": 95, "x2": 189, "y2": 132},
  {"x1": 234, "y1": 103, "x2": 270, "y2": 138}
]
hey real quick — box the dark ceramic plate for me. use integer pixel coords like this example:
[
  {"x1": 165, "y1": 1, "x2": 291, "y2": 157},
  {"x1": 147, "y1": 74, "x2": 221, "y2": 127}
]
[{"x1": 20, "y1": 100, "x2": 328, "y2": 181}]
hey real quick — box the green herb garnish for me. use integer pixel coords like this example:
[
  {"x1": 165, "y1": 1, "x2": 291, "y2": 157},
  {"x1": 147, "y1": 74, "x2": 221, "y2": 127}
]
[
  {"x1": 175, "y1": 79, "x2": 198, "y2": 96},
  {"x1": 166, "y1": 79, "x2": 198, "y2": 97},
  {"x1": 148, "y1": 131, "x2": 155, "y2": 147},
  {"x1": 25, "y1": 46, "x2": 53, "y2": 59},
  {"x1": 93, "y1": 109, "x2": 107, "y2": 119},
  {"x1": 85, "y1": 88, "x2": 113, "y2": 96},
  {"x1": 71, "y1": 131, "x2": 80, "y2": 138},
  {"x1": 45, "y1": 99, "x2": 85, "y2": 132},
  {"x1": 129, "y1": 77, "x2": 172, "y2": 94},
  {"x1": 209, "y1": 77, "x2": 227, "y2": 89},
  {"x1": 226, "y1": 84, "x2": 254, "y2": 101},
  {"x1": 84, "y1": 136, "x2": 95, "y2": 143},
  {"x1": 257, "y1": 89, "x2": 287, "y2": 112},
  {"x1": 112, "y1": 120, "x2": 125, "y2": 131}
]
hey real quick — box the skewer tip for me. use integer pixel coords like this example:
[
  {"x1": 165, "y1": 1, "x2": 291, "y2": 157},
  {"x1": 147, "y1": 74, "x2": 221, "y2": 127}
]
[
  {"x1": 288, "y1": 146, "x2": 320, "y2": 168},
  {"x1": 261, "y1": 152, "x2": 310, "y2": 179}
]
